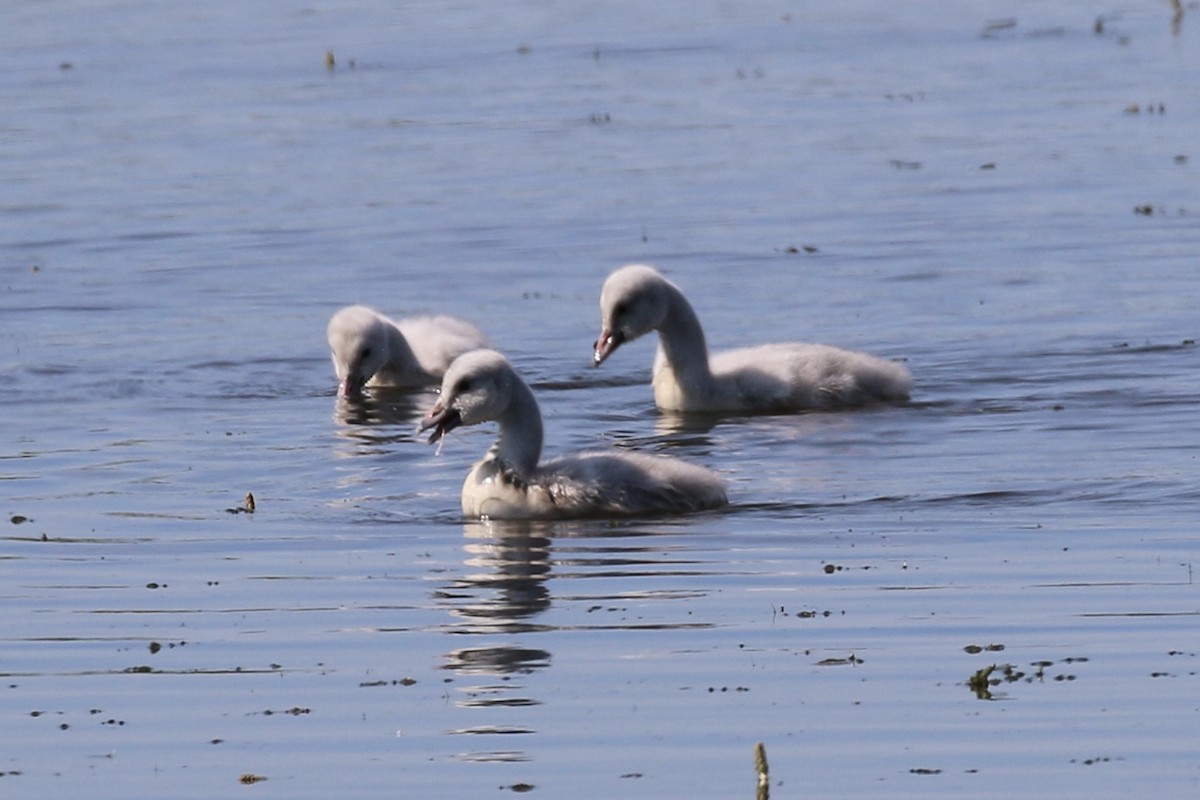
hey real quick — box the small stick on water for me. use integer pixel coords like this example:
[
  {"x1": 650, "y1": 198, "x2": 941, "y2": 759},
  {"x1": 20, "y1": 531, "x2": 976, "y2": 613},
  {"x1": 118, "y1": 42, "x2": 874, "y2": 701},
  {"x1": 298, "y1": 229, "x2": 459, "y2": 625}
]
[{"x1": 754, "y1": 742, "x2": 770, "y2": 800}]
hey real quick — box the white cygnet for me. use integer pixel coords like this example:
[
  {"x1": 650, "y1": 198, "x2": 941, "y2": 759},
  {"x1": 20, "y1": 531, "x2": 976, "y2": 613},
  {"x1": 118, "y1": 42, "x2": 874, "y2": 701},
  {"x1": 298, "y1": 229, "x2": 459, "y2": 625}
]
[
  {"x1": 593, "y1": 264, "x2": 912, "y2": 412},
  {"x1": 420, "y1": 349, "x2": 728, "y2": 520},
  {"x1": 327, "y1": 305, "x2": 489, "y2": 397}
]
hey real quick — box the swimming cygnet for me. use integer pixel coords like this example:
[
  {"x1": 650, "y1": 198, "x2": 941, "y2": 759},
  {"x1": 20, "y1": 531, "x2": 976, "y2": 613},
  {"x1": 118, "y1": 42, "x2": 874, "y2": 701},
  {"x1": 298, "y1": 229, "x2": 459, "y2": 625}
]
[
  {"x1": 327, "y1": 305, "x2": 489, "y2": 397},
  {"x1": 593, "y1": 264, "x2": 912, "y2": 412},
  {"x1": 420, "y1": 349, "x2": 728, "y2": 520}
]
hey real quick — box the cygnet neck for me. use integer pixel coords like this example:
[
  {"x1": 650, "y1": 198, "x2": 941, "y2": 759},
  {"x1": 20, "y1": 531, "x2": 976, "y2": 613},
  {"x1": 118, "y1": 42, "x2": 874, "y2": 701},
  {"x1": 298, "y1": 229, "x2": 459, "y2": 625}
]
[
  {"x1": 378, "y1": 321, "x2": 416, "y2": 371},
  {"x1": 489, "y1": 375, "x2": 544, "y2": 477},
  {"x1": 656, "y1": 280, "x2": 715, "y2": 392}
]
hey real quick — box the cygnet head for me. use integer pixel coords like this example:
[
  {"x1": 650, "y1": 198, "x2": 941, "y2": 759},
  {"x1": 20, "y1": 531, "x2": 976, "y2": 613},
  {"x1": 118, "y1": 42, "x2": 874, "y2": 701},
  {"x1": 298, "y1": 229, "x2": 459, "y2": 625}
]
[
  {"x1": 594, "y1": 264, "x2": 671, "y2": 365},
  {"x1": 420, "y1": 349, "x2": 516, "y2": 443},
  {"x1": 327, "y1": 305, "x2": 389, "y2": 397}
]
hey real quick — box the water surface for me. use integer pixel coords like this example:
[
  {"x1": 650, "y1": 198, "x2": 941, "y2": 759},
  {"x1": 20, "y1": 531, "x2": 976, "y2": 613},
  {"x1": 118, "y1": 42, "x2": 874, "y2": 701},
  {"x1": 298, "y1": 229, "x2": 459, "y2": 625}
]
[{"x1": 2, "y1": 1, "x2": 1198, "y2": 797}]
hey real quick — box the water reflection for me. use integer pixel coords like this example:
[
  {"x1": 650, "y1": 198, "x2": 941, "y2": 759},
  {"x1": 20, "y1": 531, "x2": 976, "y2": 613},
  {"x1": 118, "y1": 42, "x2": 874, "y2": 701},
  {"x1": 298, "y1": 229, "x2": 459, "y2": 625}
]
[
  {"x1": 434, "y1": 518, "x2": 722, "y2": 764},
  {"x1": 437, "y1": 519, "x2": 718, "y2": 675},
  {"x1": 652, "y1": 409, "x2": 725, "y2": 441},
  {"x1": 441, "y1": 645, "x2": 552, "y2": 678},
  {"x1": 329, "y1": 390, "x2": 434, "y2": 467},
  {"x1": 441, "y1": 522, "x2": 553, "y2": 634},
  {"x1": 331, "y1": 390, "x2": 428, "y2": 431},
  {"x1": 438, "y1": 521, "x2": 555, "y2": 762},
  {"x1": 328, "y1": 390, "x2": 439, "y2": 497}
]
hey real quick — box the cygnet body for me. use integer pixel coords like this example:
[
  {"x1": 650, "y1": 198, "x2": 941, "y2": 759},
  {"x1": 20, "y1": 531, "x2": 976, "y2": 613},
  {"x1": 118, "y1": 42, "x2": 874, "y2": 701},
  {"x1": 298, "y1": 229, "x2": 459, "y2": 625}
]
[
  {"x1": 327, "y1": 305, "x2": 489, "y2": 397},
  {"x1": 420, "y1": 350, "x2": 728, "y2": 520},
  {"x1": 593, "y1": 264, "x2": 912, "y2": 412}
]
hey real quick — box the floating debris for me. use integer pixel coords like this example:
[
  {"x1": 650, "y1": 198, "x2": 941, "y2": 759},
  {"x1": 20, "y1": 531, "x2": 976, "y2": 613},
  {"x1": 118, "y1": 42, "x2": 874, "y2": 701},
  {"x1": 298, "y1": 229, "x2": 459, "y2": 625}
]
[
  {"x1": 225, "y1": 492, "x2": 256, "y2": 514},
  {"x1": 968, "y1": 656, "x2": 1087, "y2": 700},
  {"x1": 258, "y1": 706, "x2": 311, "y2": 716},
  {"x1": 239, "y1": 773, "x2": 268, "y2": 784},
  {"x1": 359, "y1": 677, "x2": 416, "y2": 688},
  {"x1": 1125, "y1": 102, "x2": 1166, "y2": 115},
  {"x1": 816, "y1": 653, "x2": 862, "y2": 667},
  {"x1": 968, "y1": 664, "x2": 996, "y2": 699}
]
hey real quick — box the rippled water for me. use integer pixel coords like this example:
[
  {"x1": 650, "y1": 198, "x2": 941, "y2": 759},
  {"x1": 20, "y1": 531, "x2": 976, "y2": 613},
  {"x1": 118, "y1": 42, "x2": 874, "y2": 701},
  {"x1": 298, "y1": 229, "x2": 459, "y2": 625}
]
[{"x1": 3, "y1": 1, "x2": 1199, "y2": 797}]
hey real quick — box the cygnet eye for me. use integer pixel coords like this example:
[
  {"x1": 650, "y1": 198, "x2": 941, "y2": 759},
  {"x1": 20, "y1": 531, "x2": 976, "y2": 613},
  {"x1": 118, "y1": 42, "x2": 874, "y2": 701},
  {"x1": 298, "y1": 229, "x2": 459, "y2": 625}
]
[
  {"x1": 455, "y1": 378, "x2": 472, "y2": 394},
  {"x1": 360, "y1": 346, "x2": 372, "y2": 360},
  {"x1": 613, "y1": 301, "x2": 629, "y2": 317}
]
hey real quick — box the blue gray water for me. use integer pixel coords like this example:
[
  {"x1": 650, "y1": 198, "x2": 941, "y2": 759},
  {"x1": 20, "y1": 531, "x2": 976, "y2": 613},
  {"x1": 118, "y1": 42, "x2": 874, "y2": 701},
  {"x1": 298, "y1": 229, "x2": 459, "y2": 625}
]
[{"x1": 3, "y1": 1, "x2": 1198, "y2": 797}]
